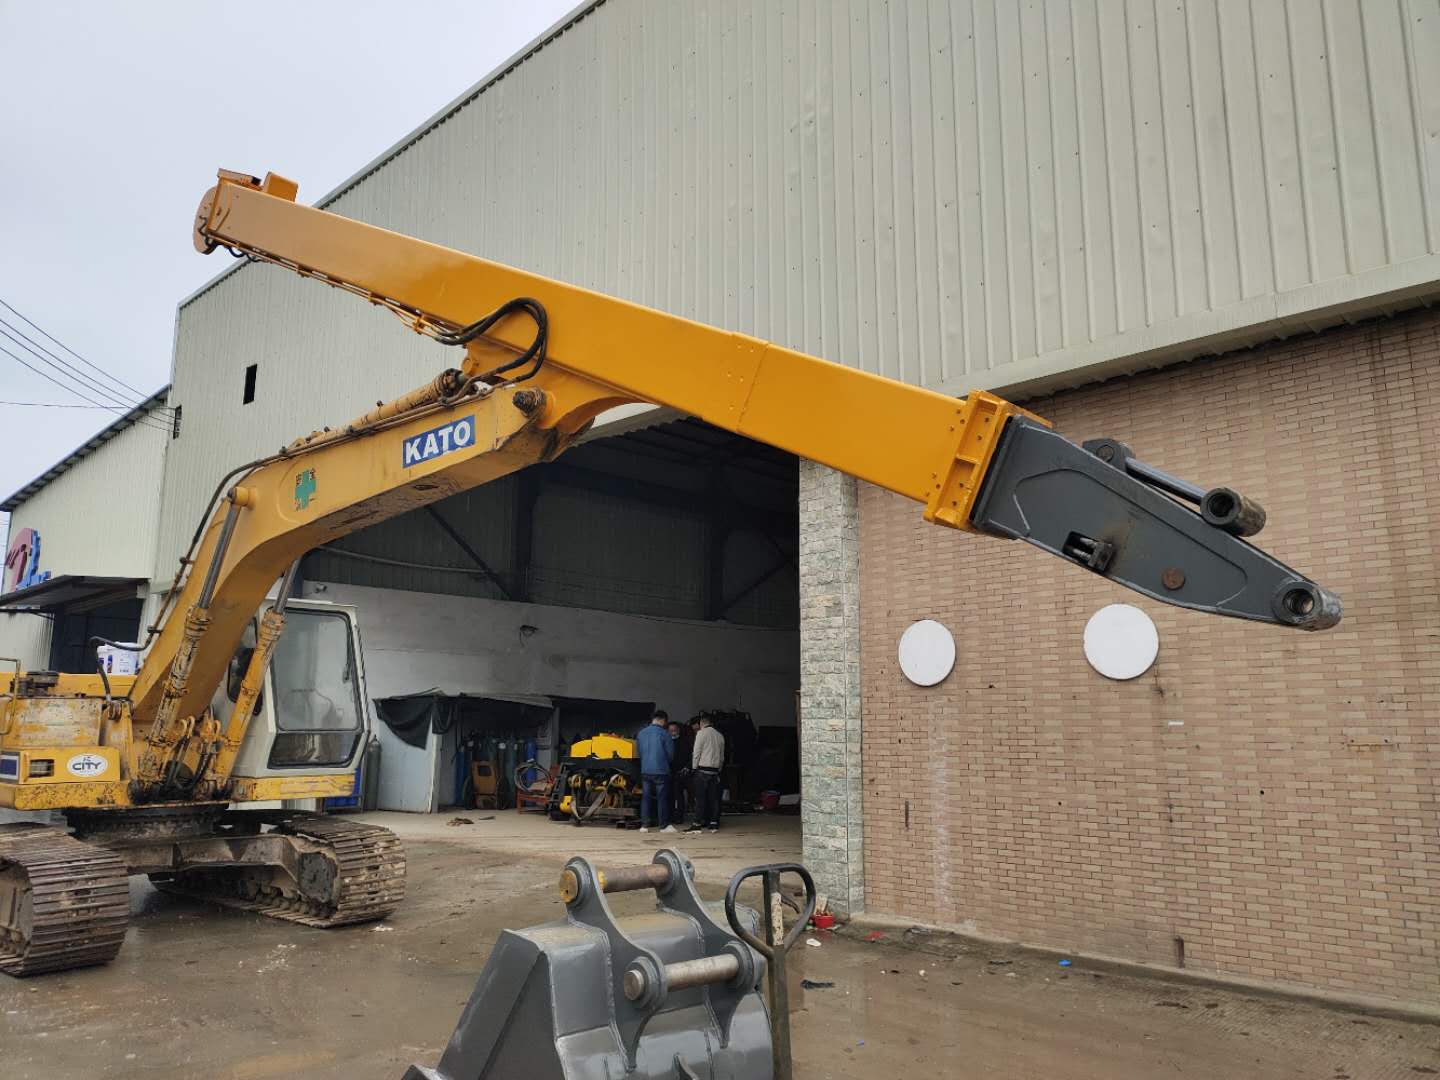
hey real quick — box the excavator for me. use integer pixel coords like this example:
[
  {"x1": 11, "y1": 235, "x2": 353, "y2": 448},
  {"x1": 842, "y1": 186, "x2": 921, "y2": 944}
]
[{"x1": 0, "y1": 169, "x2": 1341, "y2": 979}]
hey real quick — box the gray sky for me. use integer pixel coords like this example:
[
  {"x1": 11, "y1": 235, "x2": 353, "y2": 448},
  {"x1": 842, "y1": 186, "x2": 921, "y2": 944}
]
[{"x1": 0, "y1": 0, "x2": 577, "y2": 540}]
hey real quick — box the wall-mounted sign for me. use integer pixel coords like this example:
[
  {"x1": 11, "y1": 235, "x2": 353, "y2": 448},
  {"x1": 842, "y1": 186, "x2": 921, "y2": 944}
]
[
  {"x1": 898, "y1": 619, "x2": 956, "y2": 686},
  {"x1": 1083, "y1": 604, "x2": 1159, "y2": 680},
  {"x1": 2, "y1": 527, "x2": 50, "y2": 594}
]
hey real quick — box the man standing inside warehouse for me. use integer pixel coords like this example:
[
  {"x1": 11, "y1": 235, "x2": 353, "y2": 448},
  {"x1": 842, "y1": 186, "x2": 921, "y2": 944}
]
[
  {"x1": 687, "y1": 714, "x2": 725, "y2": 833},
  {"x1": 668, "y1": 719, "x2": 692, "y2": 826},
  {"x1": 637, "y1": 709, "x2": 676, "y2": 833}
]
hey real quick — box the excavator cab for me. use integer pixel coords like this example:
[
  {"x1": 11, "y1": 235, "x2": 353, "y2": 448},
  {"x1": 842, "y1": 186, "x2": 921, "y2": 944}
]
[{"x1": 217, "y1": 600, "x2": 371, "y2": 780}]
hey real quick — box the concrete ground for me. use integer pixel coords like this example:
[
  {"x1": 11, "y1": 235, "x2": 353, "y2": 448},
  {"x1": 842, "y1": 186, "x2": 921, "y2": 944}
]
[
  {"x1": 0, "y1": 809, "x2": 1436, "y2": 1079},
  {"x1": 370, "y1": 806, "x2": 806, "y2": 884}
]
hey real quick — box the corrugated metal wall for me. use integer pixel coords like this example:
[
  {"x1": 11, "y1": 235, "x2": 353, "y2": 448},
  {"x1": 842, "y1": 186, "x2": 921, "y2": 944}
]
[
  {"x1": 160, "y1": 0, "x2": 1440, "y2": 577},
  {"x1": 0, "y1": 612, "x2": 52, "y2": 669},
  {"x1": 304, "y1": 481, "x2": 519, "y2": 601},
  {"x1": 10, "y1": 415, "x2": 168, "y2": 579},
  {"x1": 300, "y1": 431, "x2": 798, "y2": 629},
  {"x1": 529, "y1": 484, "x2": 708, "y2": 614}
]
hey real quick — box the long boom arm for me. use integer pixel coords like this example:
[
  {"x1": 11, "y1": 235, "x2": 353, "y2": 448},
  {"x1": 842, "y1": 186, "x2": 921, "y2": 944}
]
[{"x1": 125, "y1": 169, "x2": 1339, "y2": 796}]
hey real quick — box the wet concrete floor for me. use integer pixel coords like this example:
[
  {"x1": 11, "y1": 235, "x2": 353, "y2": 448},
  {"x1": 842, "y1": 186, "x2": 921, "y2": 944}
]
[{"x1": 1, "y1": 824, "x2": 1437, "y2": 1079}]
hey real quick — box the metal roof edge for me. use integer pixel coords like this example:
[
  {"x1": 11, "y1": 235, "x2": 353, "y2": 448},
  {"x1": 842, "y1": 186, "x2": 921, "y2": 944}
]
[
  {"x1": 175, "y1": 0, "x2": 608, "y2": 314},
  {"x1": 1, "y1": 386, "x2": 172, "y2": 511},
  {"x1": 965, "y1": 268, "x2": 1440, "y2": 406},
  {"x1": 0, "y1": 574, "x2": 146, "y2": 613}
]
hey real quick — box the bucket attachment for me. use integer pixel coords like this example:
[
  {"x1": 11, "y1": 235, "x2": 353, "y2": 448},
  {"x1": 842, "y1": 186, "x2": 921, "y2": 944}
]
[{"x1": 404, "y1": 849, "x2": 781, "y2": 1079}]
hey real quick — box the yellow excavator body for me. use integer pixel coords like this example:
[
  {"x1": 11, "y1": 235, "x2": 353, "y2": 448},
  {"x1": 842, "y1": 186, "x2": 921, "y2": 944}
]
[{"x1": 0, "y1": 674, "x2": 353, "y2": 811}]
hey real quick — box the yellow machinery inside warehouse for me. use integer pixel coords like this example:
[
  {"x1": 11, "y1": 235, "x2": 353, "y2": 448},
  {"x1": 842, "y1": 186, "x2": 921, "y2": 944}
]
[
  {"x1": 548, "y1": 733, "x2": 643, "y2": 824},
  {"x1": 0, "y1": 168, "x2": 1340, "y2": 979}
]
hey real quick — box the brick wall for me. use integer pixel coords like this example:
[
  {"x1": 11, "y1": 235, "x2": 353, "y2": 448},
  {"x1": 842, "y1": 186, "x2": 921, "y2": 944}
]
[{"x1": 858, "y1": 309, "x2": 1439, "y2": 1005}]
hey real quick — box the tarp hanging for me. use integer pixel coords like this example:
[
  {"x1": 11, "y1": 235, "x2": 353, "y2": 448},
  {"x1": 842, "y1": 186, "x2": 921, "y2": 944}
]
[
  {"x1": 375, "y1": 693, "x2": 553, "y2": 749},
  {"x1": 375, "y1": 694, "x2": 451, "y2": 749}
]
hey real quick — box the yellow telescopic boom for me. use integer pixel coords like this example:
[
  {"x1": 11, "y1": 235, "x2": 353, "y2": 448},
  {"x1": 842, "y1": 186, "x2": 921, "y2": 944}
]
[{"x1": 131, "y1": 170, "x2": 1339, "y2": 754}]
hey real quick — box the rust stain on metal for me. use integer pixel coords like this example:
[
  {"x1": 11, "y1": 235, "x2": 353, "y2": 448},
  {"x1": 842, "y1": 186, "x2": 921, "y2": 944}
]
[{"x1": 12, "y1": 781, "x2": 129, "y2": 811}]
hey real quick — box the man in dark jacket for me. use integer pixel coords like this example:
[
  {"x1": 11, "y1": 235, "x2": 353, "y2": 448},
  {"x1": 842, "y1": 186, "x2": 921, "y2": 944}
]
[
  {"x1": 636, "y1": 709, "x2": 675, "y2": 832},
  {"x1": 668, "y1": 720, "x2": 693, "y2": 825}
]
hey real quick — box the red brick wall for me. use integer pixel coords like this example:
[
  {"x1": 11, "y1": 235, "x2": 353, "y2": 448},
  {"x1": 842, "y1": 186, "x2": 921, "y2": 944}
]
[{"x1": 858, "y1": 309, "x2": 1440, "y2": 1005}]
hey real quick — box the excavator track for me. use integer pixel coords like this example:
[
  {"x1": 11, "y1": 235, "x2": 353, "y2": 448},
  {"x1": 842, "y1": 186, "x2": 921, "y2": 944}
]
[
  {"x1": 0, "y1": 825, "x2": 129, "y2": 977},
  {"x1": 152, "y1": 815, "x2": 405, "y2": 928}
]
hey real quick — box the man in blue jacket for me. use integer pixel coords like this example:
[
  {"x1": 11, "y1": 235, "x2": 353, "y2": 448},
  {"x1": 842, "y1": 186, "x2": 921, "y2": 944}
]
[{"x1": 636, "y1": 709, "x2": 676, "y2": 832}]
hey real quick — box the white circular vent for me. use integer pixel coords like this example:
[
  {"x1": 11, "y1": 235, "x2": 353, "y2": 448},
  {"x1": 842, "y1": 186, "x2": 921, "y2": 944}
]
[
  {"x1": 1083, "y1": 604, "x2": 1159, "y2": 680},
  {"x1": 898, "y1": 619, "x2": 956, "y2": 686}
]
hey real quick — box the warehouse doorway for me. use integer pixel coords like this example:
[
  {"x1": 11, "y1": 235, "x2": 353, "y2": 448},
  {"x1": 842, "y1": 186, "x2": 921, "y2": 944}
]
[
  {"x1": 304, "y1": 417, "x2": 802, "y2": 823},
  {"x1": 48, "y1": 596, "x2": 142, "y2": 673}
]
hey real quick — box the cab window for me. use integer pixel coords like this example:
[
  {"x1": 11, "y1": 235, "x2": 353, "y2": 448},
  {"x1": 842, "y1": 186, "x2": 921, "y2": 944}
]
[{"x1": 267, "y1": 609, "x2": 363, "y2": 768}]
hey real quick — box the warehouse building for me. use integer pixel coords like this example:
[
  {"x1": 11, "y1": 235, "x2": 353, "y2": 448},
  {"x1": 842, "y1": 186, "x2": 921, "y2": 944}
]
[
  {"x1": 141, "y1": 0, "x2": 1437, "y2": 1010},
  {"x1": 0, "y1": 389, "x2": 171, "y2": 670}
]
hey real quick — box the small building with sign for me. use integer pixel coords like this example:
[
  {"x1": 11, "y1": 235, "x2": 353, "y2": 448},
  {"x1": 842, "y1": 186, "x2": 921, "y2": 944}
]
[{"x1": 0, "y1": 388, "x2": 171, "y2": 672}]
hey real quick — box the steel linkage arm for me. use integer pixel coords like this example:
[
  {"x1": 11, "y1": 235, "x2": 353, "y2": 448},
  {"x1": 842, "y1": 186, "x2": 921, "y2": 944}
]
[{"x1": 970, "y1": 419, "x2": 1340, "y2": 630}]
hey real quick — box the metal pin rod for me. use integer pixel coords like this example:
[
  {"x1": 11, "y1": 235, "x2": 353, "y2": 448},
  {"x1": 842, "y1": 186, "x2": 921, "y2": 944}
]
[
  {"x1": 623, "y1": 953, "x2": 741, "y2": 1002},
  {"x1": 664, "y1": 954, "x2": 741, "y2": 992},
  {"x1": 601, "y1": 863, "x2": 673, "y2": 894},
  {"x1": 558, "y1": 860, "x2": 673, "y2": 905}
]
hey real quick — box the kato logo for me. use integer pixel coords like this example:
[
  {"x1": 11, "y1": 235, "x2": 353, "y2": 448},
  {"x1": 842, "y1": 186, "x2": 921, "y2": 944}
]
[
  {"x1": 403, "y1": 415, "x2": 476, "y2": 468},
  {"x1": 66, "y1": 753, "x2": 106, "y2": 778}
]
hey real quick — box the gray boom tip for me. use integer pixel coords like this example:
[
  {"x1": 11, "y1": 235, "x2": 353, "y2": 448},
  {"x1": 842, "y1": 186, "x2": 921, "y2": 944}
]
[{"x1": 973, "y1": 420, "x2": 1342, "y2": 632}]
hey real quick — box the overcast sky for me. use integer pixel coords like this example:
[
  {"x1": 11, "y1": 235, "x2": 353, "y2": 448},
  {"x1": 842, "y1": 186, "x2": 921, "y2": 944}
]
[{"x1": 0, "y1": 0, "x2": 577, "y2": 543}]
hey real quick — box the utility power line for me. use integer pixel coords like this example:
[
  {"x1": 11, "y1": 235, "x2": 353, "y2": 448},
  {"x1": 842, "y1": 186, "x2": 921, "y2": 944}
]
[
  {"x1": 0, "y1": 341, "x2": 172, "y2": 433},
  {"x1": 0, "y1": 297, "x2": 165, "y2": 411},
  {"x1": 0, "y1": 324, "x2": 140, "y2": 416},
  {"x1": 0, "y1": 318, "x2": 162, "y2": 416},
  {"x1": 0, "y1": 400, "x2": 130, "y2": 408}
]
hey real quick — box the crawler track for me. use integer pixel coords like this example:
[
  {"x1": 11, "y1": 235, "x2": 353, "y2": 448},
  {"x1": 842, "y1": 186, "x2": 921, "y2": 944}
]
[
  {"x1": 152, "y1": 815, "x2": 406, "y2": 927},
  {"x1": 0, "y1": 825, "x2": 129, "y2": 977}
]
